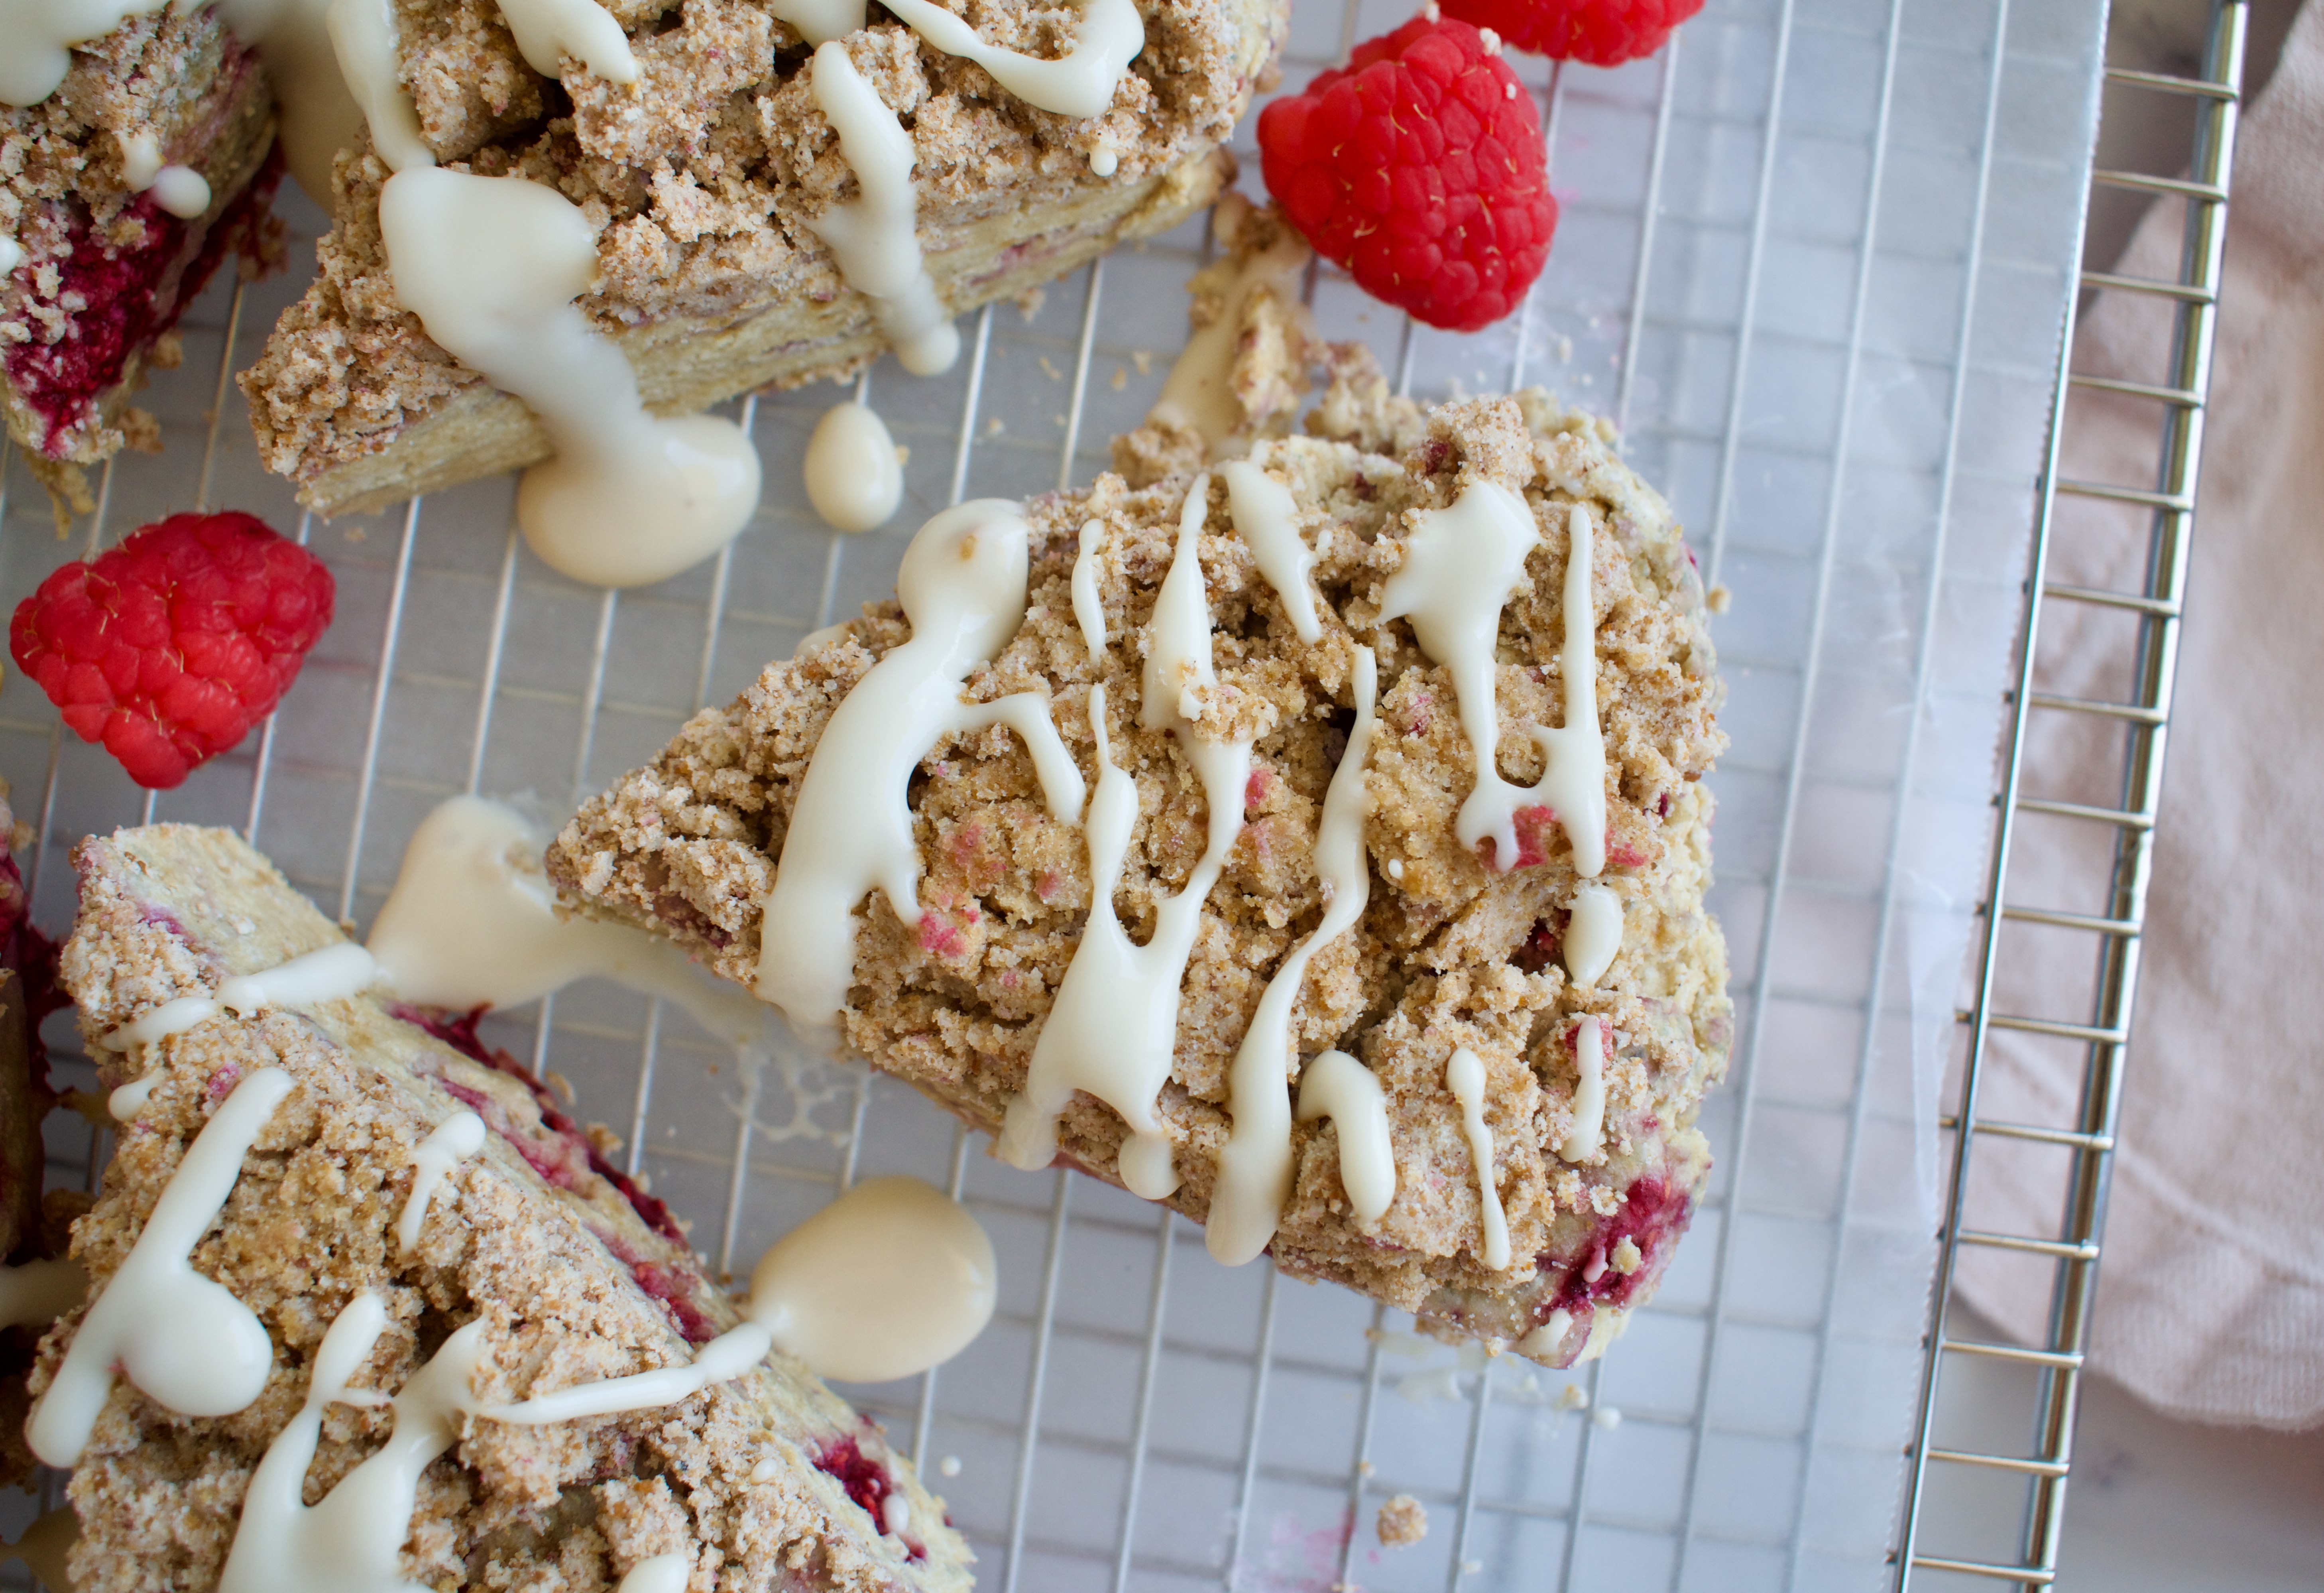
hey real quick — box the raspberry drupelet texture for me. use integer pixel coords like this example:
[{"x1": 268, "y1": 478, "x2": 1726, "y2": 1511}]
[
  {"x1": 10, "y1": 512, "x2": 334, "y2": 789},
  {"x1": 1258, "y1": 16, "x2": 1556, "y2": 331},
  {"x1": 1437, "y1": 0, "x2": 1703, "y2": 65}
]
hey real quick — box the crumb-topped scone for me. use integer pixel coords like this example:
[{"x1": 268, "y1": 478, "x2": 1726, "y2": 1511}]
[
  {"x1": 549, "y1": 384, "x2": 1730, "y2": 1365},
  {"x1": 241, "y1": 0, "x2": 1285, "y2": 518},
  {"x1": 42, "y1": 825, "x2": 970, "y2": 1593}
]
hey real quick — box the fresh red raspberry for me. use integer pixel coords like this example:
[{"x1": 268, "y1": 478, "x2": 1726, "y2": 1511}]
[
  {"x1": 1259, "y1": 16, "x2": 1556, "y2": 333},
  {"x1": 10, "y1": 512, "x2": 334, "y2": 790},
  {"x1": 1438, "y1": 0, "x2": 1703, "y2": 66}
]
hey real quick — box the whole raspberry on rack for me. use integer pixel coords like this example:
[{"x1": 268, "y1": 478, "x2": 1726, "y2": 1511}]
[
  {"x1": 10, "y1": 512, "x2": 335, "y2": 790},
  {"x1": 1439, "y1": 0, "x2": 1703, "y2": 65},
  {"x1": 1259, "y1": 16, "x2": 1556, "y2": 332}
]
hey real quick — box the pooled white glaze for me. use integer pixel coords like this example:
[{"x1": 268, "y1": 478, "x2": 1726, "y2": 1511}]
[
  {"x1": 876, "y1": 0, "x2": 1143, "y2": 119},
  {"x1": 1516, "y1": 1307, "x2": 1573, "y2": 1361},
  {"x1": 769, "y1": 0, "x2": 862, "y2": 44},
  {"x1": 322, "y1": 0, "x2": 434, "y2": 175},
  {"x1": 1378, "y1": 489, "x2": 1607, "y2": 878},
  {"x1": 219, "y1": 942, "x2": 379, "y2": 1014},
  {"x1": 1559, "y1": 1014, "x2": 1605, "y2": 1164},
  {"x1": 1445, "y1": 1047, "x2": 1509, "y2": 1270},
  {"x1": 497, "y1": 0, "x2": 637, "y2": 82},
  {"x1": 745, "y1": 1175, "x2": 996, "y2": 1382},
  {"x1": 1565, "y1": 883, "x2": 1620, "y2": 990},
  {"x1": 0, "y1": 0, "x2": 168, "y2": 106},
  {"x1": 616, "y1": 1555, "x2": 691, "y2": 1593},
  {"x1": 395, "y1": 1110, "x2": 486, "y2": 1258},
  {"x1": 1071, "y1": 519, "x2": 1107, "y2": 658},
  {"x1": 1221, "y1": 458, "x2": 1321, "y2": 644},
  {"x1": 380, "y1": 166, "x2": 761, "y2": 588},
  {"x1": 804, "y1": 400, "x2": 904, "y2": 532},
  {"x1": 756, "y1": 501, "x2": 1084, "y2": 1032},
  {"x1": 0, "y1": 1258, "x2": 84, "y2": 1330},
  {"x1": 1292, "y1": 1049, "x2": 1394, "y2": 1223},
  {"x1": 1146, "y1": 210, "x2": 1309, "y2": 451},
  {"x1": 29, "y1": 1067, "x2": 291, "y2": 1467},
  {"x1": 1207, "y1": 647, "x2": 1376, "y2": 1265},
  {"x1": 109, "y1": 1073, "x2": 159, "y2": 1118},
  {"x1": 217, "y1": 1292, "x2": 486, "y2": 1593},
  {"x1": 368, "y1": 796, "x2": 769, "y2": 1046},
  {"x1": 808, "y1": 43, "x2": 959, "y2": 376},
  {"x1": 2, "y1": 1508, "x2": 76, "y2": 1593},
  {"x1": 484, "y1": 1321, "x2": 771, "y2": 1424},
  {"x1": 999, "y1": 481, "x2": 1252, "y2": 1200}
]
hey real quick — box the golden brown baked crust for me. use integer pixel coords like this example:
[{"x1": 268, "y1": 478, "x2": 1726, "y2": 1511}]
[
  {"x1": 548, "y1": 387, "x2": 1731, "y2": 1364},
  {"x1": 45, "y1": 825, "x2": 971, "y2": 1593}
]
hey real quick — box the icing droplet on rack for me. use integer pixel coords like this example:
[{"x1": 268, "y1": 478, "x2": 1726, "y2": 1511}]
[
  {"x1": 877, "y1": 0, "x2": 1144, "y2": 119},
  {"x1": 1146, "y1": 208, "x2": 1310, "y2": 451},
  {"x1": 1559, "y1": 1015, "x2": 1605, "y2": 1164},
  {"x1": 484, "y1": 1322, "x2": 772, "y2": 1424},
  {"x1": 379, "y1": 167, "x2": 762, "y2": 588},
  {"x1": 616, "y1": 1555, "x2": 691, "y2": 1593},
  {"x1": 396, "y1": 1110, "x2": 486, "y2": 1258},
  {"x1": 322, "y1": 0, "x2": 435, "y2": 175},
  {"x1": 1379, "y1": 486, "x2": 1607, "y2": 877},
  {"x1": 1000, "y1": 480, "x2": 1252, "y2": 1199},
  {"x1": 1072, "y1": 519, "x2": 1107, "y2": 658},
  {"x1": 0, "y1": 0, "x2": 169, "y2": 106},
  {"x1": 1221, "y1": 458, "x2": 1321, "y2": 644},
  {"x1": 744, "y1": 1176, "x2": 996, "y2": 1382},
  {"x1": 29, "y1": 1068, "x2": 291, "y2": 1467},
  {"x1": 756, "y1": 502, "x2": 1084, "y2": 1034},
  {"x1": 1292, "y1": 1048, "x2": 1396, "y2": 1223},
  {"x1": 218, "y1": 1292, "x2": 486, "y2": 1593},
  {"x1": 0, "y1": 1258, "x2": 85, "y2": 1330},
  {"x1": 497, "y1": 0, "x2": 639, "y2": 82},
  {"x1": 1209, "y1": 647, "x2": 1377, "y2": 1265},
  {"x1": 1565, "y1": 883, "x2": 1620, "y2": 989},
  {"x1": 808, "y1": 43, "x2": 960, "y2": 376},
  {"x1": 804, "y1": 400, "x2": 904, "y2": 532},
  {"x1": 768, "y1": 0, "x2": 863, "y2": 44},
  {"x1": 1445, "y1": 1047, "x2": 1510, "y2": 1269}
]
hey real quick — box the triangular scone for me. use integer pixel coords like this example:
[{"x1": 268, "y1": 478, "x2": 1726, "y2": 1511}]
[
  {"x1": 550, "y1": 393, "x2": 1730, "y2": 1364},
  {"x1": 43, "y1": 825, "x2": 968, "y2": 1593}
]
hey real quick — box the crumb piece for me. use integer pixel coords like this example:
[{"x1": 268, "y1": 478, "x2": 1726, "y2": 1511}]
[
  {"x1": 1706, "y1": 584, "x2": 1731, "y2": 613},
  {"x1": 938, "y1": 1455, "x2": 961, "y2": 1477},
  {"x1": 1376, "y1": 1494, "x2": 1427, "y2": 1548},
  {"x1": 1131, "y1": 349, "x2": 1153, "y2": 375},
  {"x1": 1110, "y1": 366, "x2": 1128, "y2": 390},
  {"x1": 1039, "y1": 356, "x2": 1064, "y2": 382},
  {"x1": 1017, "y1": 286, "x2": 1047, "y2": 321}
]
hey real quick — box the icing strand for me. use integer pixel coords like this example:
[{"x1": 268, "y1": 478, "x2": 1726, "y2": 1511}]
[
  {"x1": 1559, "y1": 1015, "x2": 1605, "y2": 1164},
  {"x1": 29, "y1": 1068, "x2": 292, "y2": 1467},
  {"x1": 396, "y1": 1111, "x2": 486, "y2": 1257},
  {"x1": 96, "y1": 993, "x2": 216, "y2": 1051},
  {"x1": 110, "y1": 1073, "x2": 160, "y2": 1118},
  {"x1": 875, "y1": 0, "x2": 1143, "y2": 119},
  {"x1": 0, "y1": 1258, "x2": 85, "y2": 1330},
  {"x1": 808, "y1": 43, "x2": 960, "y2": 376},
  {"x1": 1072, "y1": 519, "x2": 1107, "y2": 659},
  {"x1": 1146, "y1": 220, "x2": 1310, "y2": 451},
  {"x1": 1377, "y1": 488, "x2": 1607, "y2": 877},
  {"x1": 756, "y1": 502, "x2": 1084, "y2": 1034},
  {"x1": 483, "y1": 1322, "x2": 771, "y2": 1424},
  {"x1": 1291, "y1": 1049, "x2": 1395, "y2": 1224},
  {"x1": 324, "y1": 0, "x2": 435, "y2": 174},
  {"x1": 1207, "y1": 647, "x2": 1377, "y2": 1265},
  {"x1": 118, "y1": 132, "x2": 212, "y2": 218},
  {"x1": 744, "y1": 1176, "x2": 996, "y2": 1382},
  {"x1": 804, "y1": 400, "x2": 904, "y2": 532},
  {"x1": 98, "y1": 945, "x2": 378, "y2": 1052},
  {"x1": 1444, "y1": 1048, "x2": 1510, "y2": 1270},
  {"x1": 1565, "y1": 883, "x2": 1621, "y2": 990},
  {"x1": 768, "y1": 0, "x2": 863, "y2": 44},
  {"x1": 497, "y1": 0, "x2": 638, "y2": 82},
  {"x1": 217, "y1": 1293, "x2": 487, "y2": 1593},
  {"x1": 617, "y1": 1556, "x2": 691, "y2": 1593},
  {"x1": 1220, "y1": 459, "x2": 1321, "y2": 644},
  {"x1": 999, "y1": 480, "x2": 1253, "y2": 1199},
  {"x1": 0, "y1": 0, "x2": 169, "y2": 106}
]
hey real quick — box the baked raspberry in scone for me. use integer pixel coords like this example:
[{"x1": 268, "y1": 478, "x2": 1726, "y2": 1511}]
[
  {"x1": 43, "y1": 825, "x2": 970, "y2": 1593},
  {"x1": 240, "y1": 0, "x2": 1288, "y2": 518},
  {"x1": 1, "y1": 2, "x2": 281, "y2": 518},
  {"x1": 548, "y1": 385, "x2": 1730, "y2": 1365}
]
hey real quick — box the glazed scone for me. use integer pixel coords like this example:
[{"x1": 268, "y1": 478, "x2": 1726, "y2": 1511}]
[
  {"x1": 240, "y1": 0, "x2": 1285, "y2": 518},
  {"x1": 42, "y1": 825, "x2": 971, "y2": 1593},
  {"x1": 548, "y1": 388, "x2": 1730, "y2": 1365}
]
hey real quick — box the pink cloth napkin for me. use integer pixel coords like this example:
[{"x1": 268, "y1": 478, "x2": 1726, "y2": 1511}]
[{"x1": 1958, "y1": 1, "x2": 2324, "y2": 1429}]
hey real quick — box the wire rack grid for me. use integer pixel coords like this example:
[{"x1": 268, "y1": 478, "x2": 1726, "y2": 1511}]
[{"x1": 0, "y1": 0, "x2": 2159, "y2": 1588}]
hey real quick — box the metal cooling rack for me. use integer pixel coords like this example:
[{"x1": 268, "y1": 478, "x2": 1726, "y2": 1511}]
[{"x1": 0, "y1": 0, "x2": 2241, "y2": 1587}]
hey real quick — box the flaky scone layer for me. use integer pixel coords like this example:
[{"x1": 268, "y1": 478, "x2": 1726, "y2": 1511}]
[
  {"x1": 47, "y1": 826, "x2": 969, "y2": 1593},
  {"x1": 551, "y1": 391, "x2": 1730, "y2": 1362}
]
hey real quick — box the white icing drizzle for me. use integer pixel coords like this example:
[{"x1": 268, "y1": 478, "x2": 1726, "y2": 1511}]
[
  {"x1": 395, "y1": 1110, "x2": 486, "y2": 1258},
  {"x1": 483, "y1": 1321, "x2": 771, "y2": 1424},
  {"x1": 0, "y1": 0, "x2": 169, "y2": 106},
  {"x1": 875, "y1": 0, "x2": 1143, "y2": 119},
  {"x1": 804, "y1": 400, "x2": 904, "y2": 532},
  {"x1": 220, "y1": 942, "x2": 381, "y2": 1014},
  {"x1": 744, "y1": 1175, "x2": 996, "y2": 1383},
  {"x1": 617, "y1": 1555, "x2": 691, "y2": 1593},
  {"x1": 882, "y1": 1495, "x2": 911, "y2": 1538},
  {"x1": 1291, "y1": 1048, "x2": 1394, "y2": 1224},
  {"x1": 29, "y1": 1068, "x2": 291, "y2": 1467},
  {"x1": 368, "y1": 796, "x2": 770, "y2": 1046},
  {"x1": 149, "y1": 164, "x2": 211, "y2": 217},
  {"x1": 322, "y1": 0, "x2": 435, "y2": 175},
  {"x1": 1071, "y1": 519, "x2": 1107, "y2": 658},
  {"x1": 999, "y1": 480, "x2": 1252, "y2": 1200},
  {"x1": 109, "y1": 1073, "x2": 159, "y2": 1118},
  {"x1": 1146, "y1": 211, "x2": 1309, "y2": 452},
  {"x1": 1445, "y1": 1047, "x2": 1509, "y2": 1270},
  {"x1": 1207, "y1": 647, "x2": 1376, "y2": 1266},
  {"x1": 118, "y1": 130, "x2": 160, "y2": 188},
  {"x1": 808, "y1": 42, "x2": 960, "y2": 377},
  {"x1": 1377, "y1": 488, "x2": 1607, "y2": 878},
  {"x1": 1516, "y1": 1307, "x2": 1573, "y2": 1361},
  {"x1": 497, "y1": 0, "x2": 638, "y2": 83},
  {"x1": 1559, "y1": 1014, "x2": 1605, "y2": 1164},
  {"x1": 1220, "y1": 458, "x2": 1321, "y2": 644},
  {"x1": 1565, "y1": 882, "x2": 1620, "y2": 990},
  {"x1": 768, "y1": 0, "x2": 862, "y2": 44},
  {"x1": 216, "y1": 1292, "x2": 486, "y2": 1593},
  {"x1": 0, "y1": 1258, "x2": 85, "y2": 1330},
  {"x1": 3, "y1": 1508, "x2": 77, "y2": 1593},
  {"x1": 0, "y1": 236, "x2": 21, "y2": 274},
  {"x1": 379, "y1": 166, "x2": 761, "y2": 588},
  {"x1": 95, "y1": 993, "x2": 216, "y2": 1051},
  {"x1": 755, "y1": 501, "x2": 1085, "y2": 1032}
]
